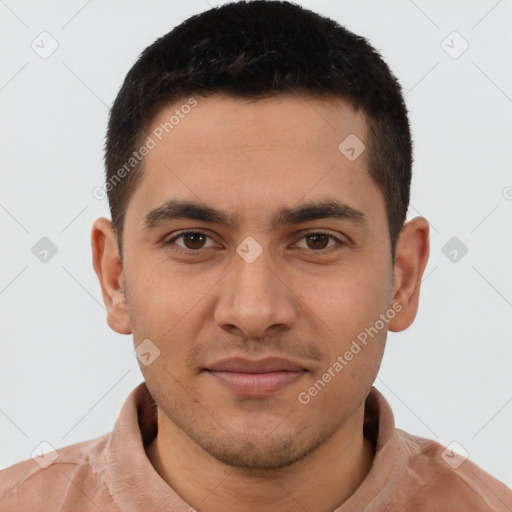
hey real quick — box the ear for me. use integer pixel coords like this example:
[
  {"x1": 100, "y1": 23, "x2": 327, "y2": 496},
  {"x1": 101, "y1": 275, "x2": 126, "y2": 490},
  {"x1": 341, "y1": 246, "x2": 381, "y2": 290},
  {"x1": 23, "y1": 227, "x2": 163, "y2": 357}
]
[
  {"x1": 388, "y1": 216, "x2": 430, "y2": 332},
  {"x1": 91, "y1": 217, "x2": 132, "y2": 335}
]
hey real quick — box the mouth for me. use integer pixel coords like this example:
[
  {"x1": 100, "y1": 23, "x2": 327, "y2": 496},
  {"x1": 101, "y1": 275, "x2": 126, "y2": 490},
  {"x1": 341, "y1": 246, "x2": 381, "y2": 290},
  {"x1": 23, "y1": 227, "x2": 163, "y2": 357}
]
[{"x1": 203, "y1": 357, "x2": 308, "y2": 397}]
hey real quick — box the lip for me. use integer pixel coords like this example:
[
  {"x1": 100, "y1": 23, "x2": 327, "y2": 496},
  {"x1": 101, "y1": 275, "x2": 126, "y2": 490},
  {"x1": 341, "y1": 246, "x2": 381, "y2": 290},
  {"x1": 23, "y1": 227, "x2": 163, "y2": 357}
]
[
  {"x1": 206, "y1": 357, "x2": 305, "y2": 373},
  {"x1": 204, "y1": 357, "x2": 307, "y2": 397}
]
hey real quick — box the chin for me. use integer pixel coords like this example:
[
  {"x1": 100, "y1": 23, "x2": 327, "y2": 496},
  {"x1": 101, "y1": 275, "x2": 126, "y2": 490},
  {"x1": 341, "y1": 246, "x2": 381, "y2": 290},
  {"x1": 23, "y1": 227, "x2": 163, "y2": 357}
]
[{"x1": 196, "y1": 428, "x2": 329, "y2": 471}]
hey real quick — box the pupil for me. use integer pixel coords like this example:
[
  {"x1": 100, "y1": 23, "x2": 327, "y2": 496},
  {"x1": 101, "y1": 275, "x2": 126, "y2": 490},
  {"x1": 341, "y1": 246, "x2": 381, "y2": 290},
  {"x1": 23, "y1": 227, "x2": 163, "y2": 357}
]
[
  {"x1": 308, "y1": 234, "x2": 328, "y2": 249},
  {"x1": 185, "y1": 233, "x2": 205, "y2": 249},
  {"x1": 182, "y1": 234, "x2": 329, "y2": 251}
]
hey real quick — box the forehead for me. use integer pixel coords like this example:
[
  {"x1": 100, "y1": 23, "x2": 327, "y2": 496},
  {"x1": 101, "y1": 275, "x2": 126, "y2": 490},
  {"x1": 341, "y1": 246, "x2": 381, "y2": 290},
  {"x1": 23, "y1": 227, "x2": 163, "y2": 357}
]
[
  {"x1": 149, "y1": 93, "x2": 367, "y2": 154},
  {"x1": 125, "y1": 94, "x2": 384, "y2": 233}
]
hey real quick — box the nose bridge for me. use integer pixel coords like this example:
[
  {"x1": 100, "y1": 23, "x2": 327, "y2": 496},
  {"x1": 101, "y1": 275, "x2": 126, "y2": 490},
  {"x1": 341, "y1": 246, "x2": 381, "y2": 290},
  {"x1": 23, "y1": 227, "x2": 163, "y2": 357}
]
[
  {"x1": 233, "y1": 242, "x2": 278, "y2": 310},
  {"x1": 214, "y1": 240, "x2": 297, "y2": 336}
]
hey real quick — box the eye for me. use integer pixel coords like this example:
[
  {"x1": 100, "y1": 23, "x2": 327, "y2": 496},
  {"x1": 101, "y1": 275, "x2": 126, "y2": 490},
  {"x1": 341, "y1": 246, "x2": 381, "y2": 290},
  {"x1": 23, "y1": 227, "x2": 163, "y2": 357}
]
[
  {"x1": 293, "y1": 231, "x2": 345, "y2": 253},
  {"x1": 163, "y1": 231, "x2": 217, "y2": 252},
  {"x1": 163, "y1": 230, "x2": 346, "y2": 255}
]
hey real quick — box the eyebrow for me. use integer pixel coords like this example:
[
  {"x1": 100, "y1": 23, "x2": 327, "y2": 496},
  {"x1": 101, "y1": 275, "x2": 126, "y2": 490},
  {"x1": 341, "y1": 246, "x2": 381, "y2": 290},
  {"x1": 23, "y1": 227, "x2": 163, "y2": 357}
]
[{"x1": 142, "y1": 198, "x2": 369, "y2": 231}]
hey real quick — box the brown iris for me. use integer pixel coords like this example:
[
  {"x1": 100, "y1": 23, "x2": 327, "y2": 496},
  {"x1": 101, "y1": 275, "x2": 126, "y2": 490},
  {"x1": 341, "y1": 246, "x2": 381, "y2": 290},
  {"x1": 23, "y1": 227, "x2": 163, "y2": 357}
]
[
  {"x1": 178, "y1": 232, "x2": 332, "y2": 251},
  {"x1": 305, "y1": 234, "x2": 329, "y2": 250},
  {"x1": 182, "y1": 232, "x2": 207, "y2": 250}
]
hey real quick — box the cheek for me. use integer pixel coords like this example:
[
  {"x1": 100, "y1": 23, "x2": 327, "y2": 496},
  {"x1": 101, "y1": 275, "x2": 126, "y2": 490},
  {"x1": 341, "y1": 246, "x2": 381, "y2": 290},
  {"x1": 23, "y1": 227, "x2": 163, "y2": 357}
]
[
  {"x1": 127, "y1": 267, "x2": 217, "y2": 374},
  {"x1": 301, "y1": 263, "x2": 390, "y2": 403},
  {"x1": 129, "y1": 263, "x2": 212, "y2": 328},
  {"x1": 302, "y1": 264, "x2": 390, "y2": 343}
]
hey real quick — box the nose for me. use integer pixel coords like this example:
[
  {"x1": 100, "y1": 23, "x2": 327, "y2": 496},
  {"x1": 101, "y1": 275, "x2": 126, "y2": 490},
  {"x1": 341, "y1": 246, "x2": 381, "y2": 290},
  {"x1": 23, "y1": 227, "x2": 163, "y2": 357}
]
[{"x1": 213, "y1": 247, "x2": 298, "y2": 339}]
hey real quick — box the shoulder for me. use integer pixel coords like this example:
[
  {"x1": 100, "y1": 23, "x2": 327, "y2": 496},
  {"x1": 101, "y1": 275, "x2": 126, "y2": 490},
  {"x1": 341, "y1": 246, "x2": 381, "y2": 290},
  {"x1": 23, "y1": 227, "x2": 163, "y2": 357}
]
[
  {"x1": 0, "y1": 433, "x2": 119, "y2": 512},
  {"x1": 390, "y1": 429, "x2": 512, "y2": 511}
]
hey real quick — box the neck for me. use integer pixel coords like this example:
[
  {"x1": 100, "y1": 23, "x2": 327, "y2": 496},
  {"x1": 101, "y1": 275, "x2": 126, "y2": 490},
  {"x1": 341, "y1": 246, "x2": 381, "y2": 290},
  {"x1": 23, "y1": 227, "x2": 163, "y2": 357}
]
[{"x1": 146, "y1": 401, "x2": 375, "y2": 512}]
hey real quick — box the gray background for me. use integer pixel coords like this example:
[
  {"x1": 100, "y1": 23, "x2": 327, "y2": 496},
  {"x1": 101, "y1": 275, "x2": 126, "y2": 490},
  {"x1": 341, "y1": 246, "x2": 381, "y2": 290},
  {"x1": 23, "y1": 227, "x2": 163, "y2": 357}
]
[{"x1": 1, "y1": 0, "x2": 511, "y2": 488}]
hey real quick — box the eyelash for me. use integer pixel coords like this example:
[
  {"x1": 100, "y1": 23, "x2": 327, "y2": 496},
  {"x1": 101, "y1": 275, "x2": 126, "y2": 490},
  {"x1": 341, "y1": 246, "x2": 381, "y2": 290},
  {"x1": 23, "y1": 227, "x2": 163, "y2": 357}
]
[{"x1": 162, "y1": 230, "x2": 347, "y2": 255}]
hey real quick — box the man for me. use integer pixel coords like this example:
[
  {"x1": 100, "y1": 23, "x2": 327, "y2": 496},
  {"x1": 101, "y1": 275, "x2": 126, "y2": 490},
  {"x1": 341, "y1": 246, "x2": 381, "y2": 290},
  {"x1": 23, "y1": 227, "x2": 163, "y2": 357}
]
[{"x1": 1, "y1": 1, "x2": 510, "y2": 511}]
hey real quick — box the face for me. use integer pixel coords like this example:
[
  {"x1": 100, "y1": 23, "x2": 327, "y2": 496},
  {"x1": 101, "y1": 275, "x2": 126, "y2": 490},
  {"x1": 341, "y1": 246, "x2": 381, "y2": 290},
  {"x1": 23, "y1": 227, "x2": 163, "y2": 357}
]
[{"x1": 116, "y1": 94, "x2": 397, "y2": 469}]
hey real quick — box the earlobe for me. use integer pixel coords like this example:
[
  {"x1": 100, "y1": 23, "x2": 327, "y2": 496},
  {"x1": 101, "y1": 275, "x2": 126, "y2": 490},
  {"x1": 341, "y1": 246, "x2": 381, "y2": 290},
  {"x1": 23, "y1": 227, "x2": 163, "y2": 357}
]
[
  {"x1": 91, "y1": 217, "x2": 132, "y2": 335},
  {"x1": 388, "y1": 216, "x2": 430, "y2": 333}
]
